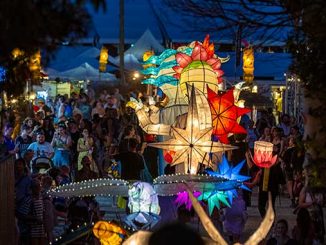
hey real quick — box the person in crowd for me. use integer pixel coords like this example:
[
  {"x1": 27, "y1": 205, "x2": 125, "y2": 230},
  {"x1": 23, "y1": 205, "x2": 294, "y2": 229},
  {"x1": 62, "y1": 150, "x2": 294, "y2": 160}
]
[
  {"x1": 15, "y1": 158, "x2": 32, "y2": 210},
  {"x1": 298, "y1": 169, "x2": 325, "y2": 243},
  {"x1": 75, "y1": 155, "x2": 98, "y2": 182},
  {"x1": 256, "y1": 110, "x2": 270, "y2": 136},
  {"x1": 246, "y1": 120, "x2": 258, "y2": 154},
  {"x1": 118, "y1": 125, "x2": 141, "y2": 153},
  {"x1": 272, "y1": 127, "x2": 285, "y2": 157},
  {"x1": 23, "y1": 149, "x2": 34, "y2": 174},
  {"x1": 91, "y1": 100, "x2": 105, "y2": 118},
  {"x1": 230, "y1": 133, "x2": 251, "y2": 207},
  {"x1": 16, "y1": 178, "x2": 46, "y2": 245},
  {"x1": 15, "y1": 125, "x2": 33, "y2": 158},
  {"x1": 259, "y1": 127, "x2": 272, "y2": 142},
  {"x1": 221, "y1": 190, "x2": 248, "y2": 243},
  {"x1": 257, "y1": 161, "x2": 285, "y2": 218},
  {"x1": 282, "y1": 136, "x2": 300, "y2": 208},
  {"x1": 267, "y1": 219, "x2": 296, "y2": 245},
  {"x1": 290, "y1": 125, "x2": 302, "y2": 141},
  {"x1": 267, "y1": 108, "x2": 276, "y2": 127},
  {"x1": 77, "y1": 128, "x2": 94, "y2": 171},
  {"x1": 278, "y1": 114, "x2": 291, "y2": 137},
  {"x1": 28, "y1": 131, "x2": 54, "y2": 161},
  {"x1": 59, "y1": 165, "x2": 71, "y2": 185},
  {"x1": 51, "y1": 123, "x2": 72, "y2": 168},
  {"x1": 113, "y1": 138, "x2": 144, "y2": 181},
  {"x1": 42, "y1": 116, "x2": 55, "y2": 143},
  {"x1": 292, "y1": 208, "x2": 316, "y2": 245},
  {"x1": 55, "y1": 96, "x2": 66, "y2": 123},
  {"x1": 78, "y1": 93, "x2": 92, "y2": 121},
  {"x1": 112, "y1": 88, "x2": 125, "y2": 108},
  {"x1": 41, "y1": 175, "x2": 56, "y2": 244},
  {"x1": 37, "y1": 99, "x2": 52, "y2": 117},
  {"x1": 2, "y1": 123, "x2": 18, "y2": 156},
  {"x1": 67, "y1": 119, "x2": 81, "y2": 173}
]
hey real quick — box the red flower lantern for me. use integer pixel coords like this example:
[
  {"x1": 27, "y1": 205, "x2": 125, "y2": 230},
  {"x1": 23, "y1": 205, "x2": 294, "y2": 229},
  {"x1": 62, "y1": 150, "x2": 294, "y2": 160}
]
[
  {"x1": 164, "y1": 150, "x2": 176, "y2": 164},
  {"x1": 253, "y1": 141, "x2": 277, "y2": 168}
]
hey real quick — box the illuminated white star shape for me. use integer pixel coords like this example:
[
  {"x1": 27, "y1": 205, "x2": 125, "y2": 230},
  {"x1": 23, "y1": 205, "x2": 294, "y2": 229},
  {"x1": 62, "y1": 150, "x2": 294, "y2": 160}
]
[{"x1": 149, "y1": 86, "x2": 237, "y2": 174}]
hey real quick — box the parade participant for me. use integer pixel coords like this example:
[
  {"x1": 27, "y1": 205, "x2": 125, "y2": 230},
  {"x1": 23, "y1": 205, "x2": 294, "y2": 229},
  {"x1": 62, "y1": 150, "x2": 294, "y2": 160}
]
[
  {"x1": 51, "y1": 123, "x2": 72, "y2": 167},
  {"x1": 113, "y1": 138, "x2": 144, "y2": 181}
]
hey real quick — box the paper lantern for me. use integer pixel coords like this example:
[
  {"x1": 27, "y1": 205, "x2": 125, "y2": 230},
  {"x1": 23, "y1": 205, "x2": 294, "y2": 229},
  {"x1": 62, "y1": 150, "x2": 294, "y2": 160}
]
[
  {"x1": 11, "y1": 48, "x2": 24, "y2": 59},
  {"x1": 175, "y1": 191, "x2": 201, "y2": 210},
  {"x1": 253, "y1": 141, "x2": 277, "y2": 168},
  {"x1": 128, "y1": 182, "x2": 160, "y2": 215},
  {"x1": 243, "y1": 46, "x2": 254, "y2": 83},
  {"x1": 143, "y1": 50, "x2": 155, "y2": 69},
  {"x1": 149, "y1": 85, "x2": 237, "y2": 174},
  {"x1": 163, "y1": 150, "x2": 175, "y2": 163},
  {"x1": 207, "y1": 86, "x2": 250, "y2": 144},
  {"x1": 201, "y1": 155, "x2": 251, "y2": 214},
  {"x1": 173, "y1": 35, "x2": 225, "y2": 97},
  {"x1": 93, "y1": 221, "x2": 126, "y2": 245},
  {"x1": 29, "y1": 50, "x2": 41, "y2": 79},
  {"x1": 99, "y1": 46, "x2": 108, "y2": 72}
]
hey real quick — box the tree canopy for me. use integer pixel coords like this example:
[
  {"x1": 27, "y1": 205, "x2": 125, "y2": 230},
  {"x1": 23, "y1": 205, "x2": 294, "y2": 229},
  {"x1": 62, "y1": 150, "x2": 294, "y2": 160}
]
[{"x1": 0, "y1": 0, "x2": 105, "y2": 95}]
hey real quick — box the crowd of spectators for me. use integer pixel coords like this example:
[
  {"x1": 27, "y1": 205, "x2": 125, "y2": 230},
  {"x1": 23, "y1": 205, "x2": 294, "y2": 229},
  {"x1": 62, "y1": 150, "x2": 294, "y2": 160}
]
[{"x1": 0, "y1": 85, "x2": 324, "y2": 244}]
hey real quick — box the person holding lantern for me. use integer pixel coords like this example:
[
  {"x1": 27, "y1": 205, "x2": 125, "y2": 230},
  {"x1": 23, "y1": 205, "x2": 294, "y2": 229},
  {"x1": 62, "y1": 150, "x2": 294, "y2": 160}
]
[{"x1": 251, "y1": 141, "x2": 286, "y2": 218}]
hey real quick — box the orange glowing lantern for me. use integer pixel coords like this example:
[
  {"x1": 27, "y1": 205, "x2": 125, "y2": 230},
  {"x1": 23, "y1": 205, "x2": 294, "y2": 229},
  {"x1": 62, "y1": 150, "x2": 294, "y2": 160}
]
[
  {"x1": 243, "y1": 46, "x2": 254, "y2": 84},
  {"x1": 207, "y1": 86, "x2": 250, "y2": 144},
  {"x1": 93, "y1": 221, "x2": 126, "y2": 245},
  {"x1": 163, "y1": 150, "x2": 176, "y2": 164},
  {"x1": 29, "y1": 50, "x2": 41, "y2": 79}
]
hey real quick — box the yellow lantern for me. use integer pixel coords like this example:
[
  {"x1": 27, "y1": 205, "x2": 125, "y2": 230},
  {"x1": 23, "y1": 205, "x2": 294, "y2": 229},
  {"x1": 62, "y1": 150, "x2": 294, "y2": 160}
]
[
  {"x1": 93, "y1": 221, "x2": 126, "y2": 245},
  {"x1": 29, "y1": 50, "x2": 41, "y2": 80},
  {"x1": 12, "y1": 48, "x2": 24, "y2": 59},
  {"x1": 99, "y1": 46, "x2": 109, "y2": 72},
  {"x1": 242, "y1": 46, "x2": 254, "y2": 84},
  {"x1": 143, "y1": 50, "x2": 155, "y2": 69}
]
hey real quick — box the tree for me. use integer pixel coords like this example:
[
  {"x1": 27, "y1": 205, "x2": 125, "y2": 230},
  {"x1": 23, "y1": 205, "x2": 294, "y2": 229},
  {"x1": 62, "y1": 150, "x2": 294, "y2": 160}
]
[
  {"x1": 162, "y1": 0, "x2": 326, "y2": 189},
  {"x1": 0, "y1": 0, "x2": 106, "y2": 96}
]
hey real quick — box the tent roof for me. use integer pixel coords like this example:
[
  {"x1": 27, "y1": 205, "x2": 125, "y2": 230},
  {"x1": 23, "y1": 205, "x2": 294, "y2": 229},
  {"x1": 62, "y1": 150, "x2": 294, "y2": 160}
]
[
  {"x1": 48, "y1": 62, "x2": 117, "y2": 81},
  {"x1": 114, "y1": 54, "x2": 142, "y2": 71},
  {"x1": 47, "y1": 46, "x2": 118, "y2": 72},
  {"x1": 125, "y1": 29, "x2": 165, "y2": 60}
]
